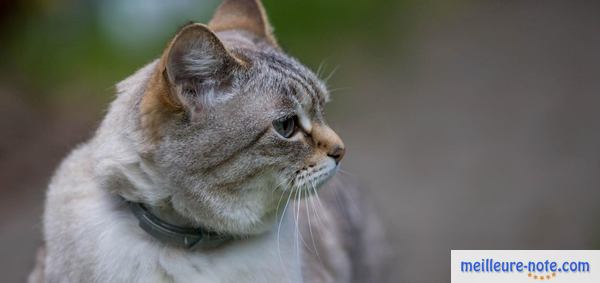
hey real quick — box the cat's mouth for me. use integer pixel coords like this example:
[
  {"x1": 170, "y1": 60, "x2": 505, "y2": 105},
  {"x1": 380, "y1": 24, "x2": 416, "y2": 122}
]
[{"x1": 291, "y1": 157, "x2": 338, "y2": 194}]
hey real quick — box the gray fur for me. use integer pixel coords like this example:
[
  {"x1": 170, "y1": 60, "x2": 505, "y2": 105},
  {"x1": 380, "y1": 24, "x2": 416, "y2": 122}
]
[{"x1": 31, "y1": 2, "x2": 385, "y2": 282}]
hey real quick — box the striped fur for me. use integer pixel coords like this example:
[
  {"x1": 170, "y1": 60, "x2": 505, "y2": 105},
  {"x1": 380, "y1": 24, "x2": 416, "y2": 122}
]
[{"x1": 31, "y1": 1, "x2": 385, "y2": 282}]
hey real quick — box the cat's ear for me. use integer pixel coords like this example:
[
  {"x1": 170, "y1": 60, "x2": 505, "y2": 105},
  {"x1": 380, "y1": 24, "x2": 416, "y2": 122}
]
[
  {"x1": 208, "y1": 0, "x2": 278, "y2": 47},
  {"x1": 141, "y1": 23, "x2": 241, "y2": 142},
  {"x1": 163, "y1": 23, "x2": 242, "y2": 114},
  {"x1": 165, "y1": 23, "x2": 239, "y2": 87}
]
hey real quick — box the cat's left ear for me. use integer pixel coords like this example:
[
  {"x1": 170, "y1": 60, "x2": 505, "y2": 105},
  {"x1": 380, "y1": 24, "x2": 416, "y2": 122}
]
[
  {"x1": 161, "y1": 23, "x2": 243, "y2": 114},
  {"x1": 141, "y1": 23, "x2": 241, "y2": 136},
  {"x1": 165, "y1": 23, "x2": 240, "y2": 86},
  {"x1": 209, "y1": 0, "x2": 278, "y2": 47}
]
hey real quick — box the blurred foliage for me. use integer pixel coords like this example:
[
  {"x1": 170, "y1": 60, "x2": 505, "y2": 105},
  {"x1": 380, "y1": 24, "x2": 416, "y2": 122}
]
[
  {"x1": 265, "y1": 0, "x2": 409, "y2": 64},
  {"x1": 0, "y1": 0, "x2": 425, "y2": 98}
]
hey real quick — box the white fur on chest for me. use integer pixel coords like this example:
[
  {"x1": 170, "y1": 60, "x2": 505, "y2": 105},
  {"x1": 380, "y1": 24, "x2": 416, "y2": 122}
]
[
  {"x1": 43, "y1": 151, "x2": 302, "y2": 283},
  {"x1": 101, "y1": 212, "x2": 300, "y2": 283}
]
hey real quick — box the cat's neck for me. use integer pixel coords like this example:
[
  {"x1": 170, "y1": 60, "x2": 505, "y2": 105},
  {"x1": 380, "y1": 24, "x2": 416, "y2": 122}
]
[
  {"x1": 145, "y1": 199, "x2": 195, "y2": 227},
  {"x1": 123, "y1": 198, "x2": 237, "y2": 249}
]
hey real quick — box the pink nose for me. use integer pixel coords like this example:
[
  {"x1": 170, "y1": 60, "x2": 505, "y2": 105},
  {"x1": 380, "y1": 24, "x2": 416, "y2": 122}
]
[
  {"x1": 328, "y1": 144, "x2": 345, "y2": 164},
  {"x1": 312, "y1": 124, "x2": 345, "y2": 164}
]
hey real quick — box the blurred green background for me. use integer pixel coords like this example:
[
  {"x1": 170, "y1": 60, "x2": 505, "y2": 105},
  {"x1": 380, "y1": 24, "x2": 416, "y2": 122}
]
[
  {"x1": 2, "y1": 1, "x2": 600, "y2": 282},
  {"x1": 0, "y1": 0, "x2": 412, "y2": 97}
]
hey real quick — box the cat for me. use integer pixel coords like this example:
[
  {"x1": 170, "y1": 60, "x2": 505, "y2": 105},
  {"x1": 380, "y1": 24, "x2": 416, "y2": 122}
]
[{"x1": 28, "y1": 0, "x2": 387, "y2": 282}]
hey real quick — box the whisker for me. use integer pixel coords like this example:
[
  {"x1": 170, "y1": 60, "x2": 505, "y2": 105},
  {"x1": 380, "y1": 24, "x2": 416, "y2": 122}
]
[
  {"x1": 323, "y1": 65, "x2": 340, "y2": 84},
  {"x1": 316, "y1": 60, "x2": 327, "y2": 79},
  {"x1": 295, "y1": 188, "x2": 311, "y2": 251},
  {"x1": 327, "y1": 86, "x2": 351, "y2": 94},
  {"x1": 305, "y1": 186, "x2": 322, "y2": 261},
  {"x1": 272, "y1": 177, "x2": 291, "y2": 193},
  {"x1": 293, "y1": 187, "x2": 303, "y2": 282},
  {"x1": 337, "y1": 168, "x2": 354, "y2": 177},
  {"x1": 277, "y1": 182, "x2": 295, "y2": 283},
  {"x1": 330, "y1": 179, "x2": 346, "y2": 220},
  {"x1": 310, "y1": 178, "x2": 328, "y2": 222},
  {"x1": 274, "y1": 179, "x2": 291, "y2": 221},
  {"x1": 308, "y1": 181, "x2": 328, "y2": 262},
  {"x1": 309, "y1": 180, "x2": 326, "y2": 228},
  {"x1": 333, "y1": 169, "x2": 362, "y2": 214}
]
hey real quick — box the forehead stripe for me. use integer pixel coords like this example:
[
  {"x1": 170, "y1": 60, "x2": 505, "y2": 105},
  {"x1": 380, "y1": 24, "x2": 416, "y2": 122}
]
[
  {"x1": 258, "y1": 52, "x2": 319, "y2": 91},
  {"x1": 266, "y1": 64, "x2": 316, "y2": 103}
]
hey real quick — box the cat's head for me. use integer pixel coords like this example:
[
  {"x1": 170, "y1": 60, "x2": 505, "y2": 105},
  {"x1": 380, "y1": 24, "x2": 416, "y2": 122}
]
[{"x1": 136, "y1": 0, "x2": 344, "y2": 235}]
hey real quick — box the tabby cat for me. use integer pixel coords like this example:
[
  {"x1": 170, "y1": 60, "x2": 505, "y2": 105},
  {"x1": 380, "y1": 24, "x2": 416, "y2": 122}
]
[{"x1": 29, "y1": 0, "x2": 386, "y2": 282}]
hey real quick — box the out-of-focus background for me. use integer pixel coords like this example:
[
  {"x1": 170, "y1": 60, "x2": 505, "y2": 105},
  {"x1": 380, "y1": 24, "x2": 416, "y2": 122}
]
[{"x1": 1, "y1": 0, "x2": 600, "y2": 282}]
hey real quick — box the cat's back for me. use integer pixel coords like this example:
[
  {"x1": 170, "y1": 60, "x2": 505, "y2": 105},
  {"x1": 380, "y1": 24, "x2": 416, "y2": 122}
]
[
  {"x1": 44, "y1": 142, "x2": 101, "y2": 225},
  {"x1": 37, "y1": 143, "x2": 100, "y2": 280}
]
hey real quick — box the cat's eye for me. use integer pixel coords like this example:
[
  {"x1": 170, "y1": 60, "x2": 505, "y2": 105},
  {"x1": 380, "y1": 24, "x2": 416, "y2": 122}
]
[{"x1": 273, "y1": 115, "x2": 298, "y2": 138}]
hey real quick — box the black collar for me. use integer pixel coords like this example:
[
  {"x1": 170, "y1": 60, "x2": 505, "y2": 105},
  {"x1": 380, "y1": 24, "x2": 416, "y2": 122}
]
[{"x1": 124, "y1": 199, "x2": 234, "y2": 249}]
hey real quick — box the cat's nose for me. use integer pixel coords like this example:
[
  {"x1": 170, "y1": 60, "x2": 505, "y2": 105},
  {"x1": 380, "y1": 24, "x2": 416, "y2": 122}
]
[
  {"x1": 312, "y1": 124, "x2": 345, "y2": 164},
  {"x1": 328, "y1": 144, "x2": 345, "y2": 164}
]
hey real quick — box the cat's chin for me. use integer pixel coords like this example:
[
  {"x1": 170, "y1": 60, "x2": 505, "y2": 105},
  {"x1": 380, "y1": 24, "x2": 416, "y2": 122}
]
[
  {"x1": 290, "y1": 157, "x2": 339, "y2": 195},
  {"x1": 169, "y1": 205, "x2": 279, "y2": 237},
  {"x1": 198, "y1": 206, "x2": 280, "y2": 236},
  {"x1": 169, "y1": 185, "x2": 284, "y2": 237}
]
